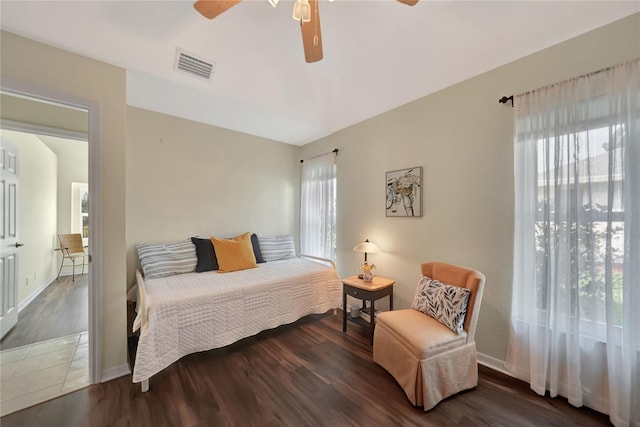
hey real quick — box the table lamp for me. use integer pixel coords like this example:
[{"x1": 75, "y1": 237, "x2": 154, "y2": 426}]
[{"x1": 352, "y1": 239, "x2": 380, "y2": 280}]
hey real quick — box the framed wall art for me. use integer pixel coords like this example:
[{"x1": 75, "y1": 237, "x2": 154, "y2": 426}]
[{"x1": 386, "y1": 166, "x2": 422, "y2": 217}]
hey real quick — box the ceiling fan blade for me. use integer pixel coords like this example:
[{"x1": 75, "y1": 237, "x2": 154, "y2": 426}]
[
  {"x1": 397, "y1": 0, "x2": 418, "y2": 5},
  {"x1": 193, "y1": 0, "x2": 241, "y2": 19},
  {"x1": 300, "y1": 0, "x2": 323, "y2": 63}
]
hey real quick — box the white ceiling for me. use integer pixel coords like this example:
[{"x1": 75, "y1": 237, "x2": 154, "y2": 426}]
[{"x1": 1, "y1": 1, "x2": 638, "y2": 146}]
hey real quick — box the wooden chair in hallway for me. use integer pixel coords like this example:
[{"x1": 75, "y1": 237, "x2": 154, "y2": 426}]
[{"x1": 56, "y1": 233, "x2": 88, "y2": 281}]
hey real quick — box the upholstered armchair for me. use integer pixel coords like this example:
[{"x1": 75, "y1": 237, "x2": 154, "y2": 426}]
[{"x1": 373, "y1": 261, "x2": 485, "y2": 411}]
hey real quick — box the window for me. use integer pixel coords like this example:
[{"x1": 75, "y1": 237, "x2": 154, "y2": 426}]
[
  {"x1": 71, "y1": 182, "x2": 88, "y2": 243},
  {"x1": 300, "y1": 152, "x2": 337, "y2": 260},
  {"x1": 506, "y1": 60, "x2": 639, "y2": 425},
  {"x1": 80, "y1": 185, "x2": 89, "y2": 239},
  {"x1": 533, "y1": 125, "x2": 625, "y2": 327}
]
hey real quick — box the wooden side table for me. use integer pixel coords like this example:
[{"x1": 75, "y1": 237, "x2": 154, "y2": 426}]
[{"x1": 342, "y1": 275, "x2": 395, "y2": 344}]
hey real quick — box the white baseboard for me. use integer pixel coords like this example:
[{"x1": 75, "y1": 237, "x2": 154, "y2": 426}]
[
  {"x1": 18, "y1": 274, "x2": 57, "y2": 312},
  {"x1": 58, "y1": 268, "x2": 88, "y2": 277},
  {"x1": 477, "y1": 352, "x2": 513, "y2": 377},
  {"x1": 101, "y1": 364, "x2": 131, "y2": 383}
]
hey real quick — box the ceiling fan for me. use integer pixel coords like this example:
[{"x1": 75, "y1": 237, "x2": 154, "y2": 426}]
[{"x1": 193, "y1": 0, "x2": 418, "y2": 63}]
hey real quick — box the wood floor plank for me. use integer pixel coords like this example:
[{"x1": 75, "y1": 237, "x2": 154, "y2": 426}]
[
  {"x1": 0, "y1": 311, "x2": 610, "y2": 426},
  {"x1": 0, "y1": 274, "x2": 88, "y2": 350}
]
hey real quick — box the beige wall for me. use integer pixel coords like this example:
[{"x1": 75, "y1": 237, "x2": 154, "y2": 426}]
[
  {"x1": 299, "y1": 14, "x2": 640, "y2": 362},
  {"x1": 1, "y1": 31, "x2": 128, "y2": 374},
  {"x1": 38, "y1": 136, "x2": 89, "y2": 237},
  {"x1": 1, "y1": 130, "x2": 58, "y2": 302},
  {"x1": 126, "y1": 107, "x2": 300, "y2": 285}
]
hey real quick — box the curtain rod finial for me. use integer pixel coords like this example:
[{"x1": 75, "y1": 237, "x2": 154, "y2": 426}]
[{"x1": 499, "y1": 95, "x2": 514, "y2": 107}]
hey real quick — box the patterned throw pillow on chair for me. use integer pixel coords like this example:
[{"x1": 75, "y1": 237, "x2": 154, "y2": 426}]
[{"x1": 411, "y1": 276, "x2": 470, "y2": 335}]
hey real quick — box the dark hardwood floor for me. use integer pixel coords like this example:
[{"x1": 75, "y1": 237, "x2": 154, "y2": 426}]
[
  {"x1": 0, "y1": 311, "x2": 610, "y2": 426},
  {"x1": 0, "y1": 274, "x2": 88, "y2": 350}
]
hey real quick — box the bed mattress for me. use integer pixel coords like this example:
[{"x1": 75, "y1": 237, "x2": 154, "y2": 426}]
[{"x1": 132, "y1": 257, "x2": 342, "y2": 383}]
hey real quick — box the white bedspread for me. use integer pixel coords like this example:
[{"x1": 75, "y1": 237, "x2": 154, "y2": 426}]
[{"x1": 132, "y1": 257, "x2": 342, "y2": 383}]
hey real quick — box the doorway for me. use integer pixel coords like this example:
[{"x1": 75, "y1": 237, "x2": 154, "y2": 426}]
[{"x1": 0, "y1": 92, "x2": 95, "y2": 416}]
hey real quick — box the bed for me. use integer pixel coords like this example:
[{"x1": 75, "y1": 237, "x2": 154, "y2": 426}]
[{"x1": 132, "y1": 255, "x2": 342, "y2": 391}]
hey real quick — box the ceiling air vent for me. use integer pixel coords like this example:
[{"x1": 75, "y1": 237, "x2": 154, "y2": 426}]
[{"x1": 174, "y1": 48, "x2": 215, "y2": 81}]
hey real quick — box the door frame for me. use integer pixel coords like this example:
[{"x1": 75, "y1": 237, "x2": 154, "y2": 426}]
[{"x1": 0, "y1": 80, "x2": 102, "y2": 384}]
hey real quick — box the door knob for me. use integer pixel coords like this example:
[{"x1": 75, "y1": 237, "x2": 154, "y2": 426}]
[{"x1": 15, "y1": 242, "x2": 24, "y2": 248}]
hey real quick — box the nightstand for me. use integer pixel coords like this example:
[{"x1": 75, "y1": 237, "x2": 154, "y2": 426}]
[{"x1": 342, "y1": 275, "x2": 395, "y2": 344}]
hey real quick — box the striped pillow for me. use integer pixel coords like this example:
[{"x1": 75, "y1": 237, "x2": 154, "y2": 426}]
[
  {"x1": 136, "y1": 240, "x2": 197, "y2": 279},
  {"x1": 257, "y1": 235, "x2": 296, "y2": 262}
]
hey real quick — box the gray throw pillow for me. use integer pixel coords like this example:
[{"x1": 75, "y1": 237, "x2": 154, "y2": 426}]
[
  {"x1": 137, "y1": 240, "x2": 197, "y2": 279},
  {"x1": 256, "y1": 235, "x2": 296, "y2": 262}
]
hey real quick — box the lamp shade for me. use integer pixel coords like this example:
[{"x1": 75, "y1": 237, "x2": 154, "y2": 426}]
[{"x1": 352, "y1": 239, "x2": 381, "y2": 254}]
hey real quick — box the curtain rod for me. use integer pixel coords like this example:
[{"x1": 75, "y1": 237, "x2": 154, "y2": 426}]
[
  {"x1": 300, "y1": 148, "x2": 338, "y2": 163},
  {"x1": 498, "y1": 60, "x2": 635, "y2": 108}
]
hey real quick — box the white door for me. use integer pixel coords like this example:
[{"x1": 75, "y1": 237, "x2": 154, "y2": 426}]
[{"x1": 0, "y1": 138, "x2": 20, "y2": 339}]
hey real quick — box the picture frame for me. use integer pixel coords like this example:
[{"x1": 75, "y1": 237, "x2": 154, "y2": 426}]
[{"x1": 386, "y1": 166, "x2": 422, "y2": 217}]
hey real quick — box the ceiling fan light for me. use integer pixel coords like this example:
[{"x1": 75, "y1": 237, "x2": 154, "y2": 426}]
[
  {"x1": 292, "y1": 0, "x2": 311, "y2": 23},
  {"x1": 268, "y1": 0, "x2": 279, "y2": 7}
]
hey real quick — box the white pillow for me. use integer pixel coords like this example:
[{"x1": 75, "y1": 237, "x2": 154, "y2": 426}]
[
  {"x1": 257, "y1": 235, "x2": 296, "y2": 262},
  {"x1": 411, "y1": 276, "x2": 470, "y2": 335}
]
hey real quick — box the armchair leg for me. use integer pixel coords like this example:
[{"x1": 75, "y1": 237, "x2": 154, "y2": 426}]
[{"x1": 72, "y1": 258, "x2": 76, "y2": 282}]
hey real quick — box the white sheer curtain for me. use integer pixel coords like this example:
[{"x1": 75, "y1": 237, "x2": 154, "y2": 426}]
[
  {"x1": 507, "y1": 60, "x2": 639, "y2": 427},
  {"x1": 300, "y1": 152, "x2": 336, "y2": 260}
]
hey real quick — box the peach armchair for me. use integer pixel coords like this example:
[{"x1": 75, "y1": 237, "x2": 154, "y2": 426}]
[{"x1": 373, "y1": 261, "x2": 485, "y2": 411}]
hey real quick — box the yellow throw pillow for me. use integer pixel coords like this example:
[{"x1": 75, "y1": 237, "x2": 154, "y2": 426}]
[{"x1": 210, "y1": 232, "x2": 258, "y2": 273}]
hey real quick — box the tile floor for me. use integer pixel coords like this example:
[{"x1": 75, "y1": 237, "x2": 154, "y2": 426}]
[{"x1": 0, "y1": 332, "x2": 89, "y2": 417}]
